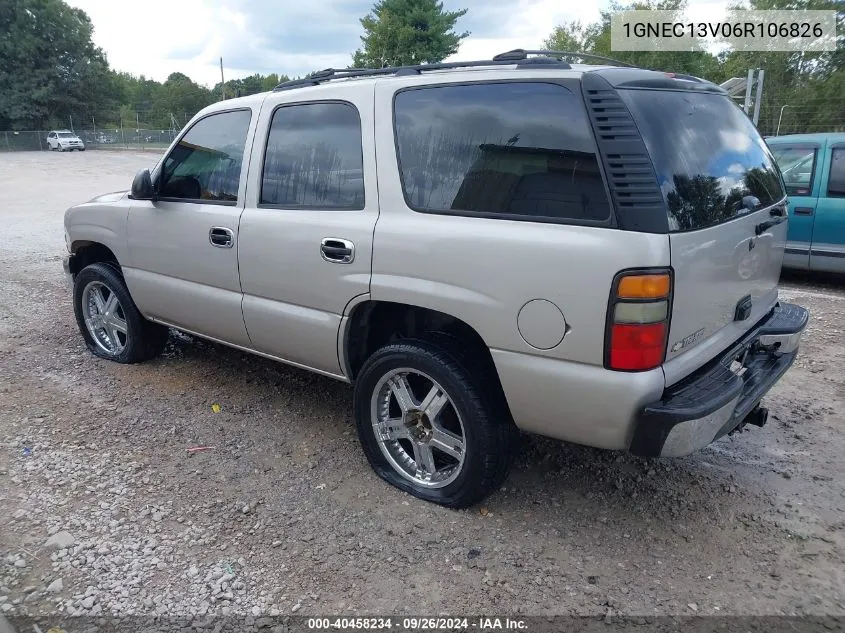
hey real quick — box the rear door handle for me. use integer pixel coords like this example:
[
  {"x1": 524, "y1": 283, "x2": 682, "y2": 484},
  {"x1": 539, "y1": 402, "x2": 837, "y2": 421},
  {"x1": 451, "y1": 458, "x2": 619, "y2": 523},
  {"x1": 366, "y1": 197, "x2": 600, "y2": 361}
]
[
  {"x1": 320, "y1": 238, "x2": 354, "y2": 264},
  {"x1": 793, "y1": 207, "x2": 814, "y2": 216},
  {"x1": 209, "y1": 226, "x2": 234, "y2": 248}
]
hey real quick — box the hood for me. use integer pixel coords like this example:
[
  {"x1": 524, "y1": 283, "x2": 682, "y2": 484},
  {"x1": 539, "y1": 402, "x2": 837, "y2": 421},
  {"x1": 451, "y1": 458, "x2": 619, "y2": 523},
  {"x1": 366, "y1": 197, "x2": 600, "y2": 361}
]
[{"x1": 87, "y1": 190, "x2": 128, "y2": 203}]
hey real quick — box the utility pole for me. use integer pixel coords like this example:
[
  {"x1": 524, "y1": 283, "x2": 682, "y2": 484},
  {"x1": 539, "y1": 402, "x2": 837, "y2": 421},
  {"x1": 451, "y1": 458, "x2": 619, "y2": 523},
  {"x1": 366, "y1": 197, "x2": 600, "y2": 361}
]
[
  {"x1": 752, "y1": 69, "x2": 765, "y2": 126},
  {"x1": 743, "y1": 68, "x2": 754, "y2": 115},
  {"x1": 220, "y1": 57, "x2": 226, "y2": 100},
  {"x1": 776, "y1": 104, "x2": 792, "y2": 136}
]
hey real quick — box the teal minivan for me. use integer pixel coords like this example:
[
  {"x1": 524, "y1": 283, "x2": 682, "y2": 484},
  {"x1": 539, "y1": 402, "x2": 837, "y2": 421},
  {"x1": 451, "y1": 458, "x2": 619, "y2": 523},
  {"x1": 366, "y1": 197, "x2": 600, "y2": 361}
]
[{"x1": 767, "y1": 133, "x2": 845, "y2": 273}]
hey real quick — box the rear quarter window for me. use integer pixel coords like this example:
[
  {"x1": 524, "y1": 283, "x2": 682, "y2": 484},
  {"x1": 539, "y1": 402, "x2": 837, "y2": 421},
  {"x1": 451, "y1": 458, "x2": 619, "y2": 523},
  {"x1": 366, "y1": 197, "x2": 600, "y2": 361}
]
[
  {"x1": 393, "y1": 81, "x2": 612, "y2": 224},
  {"x1": 829, "y1": 148, "x2": 845, "y2": 197}
]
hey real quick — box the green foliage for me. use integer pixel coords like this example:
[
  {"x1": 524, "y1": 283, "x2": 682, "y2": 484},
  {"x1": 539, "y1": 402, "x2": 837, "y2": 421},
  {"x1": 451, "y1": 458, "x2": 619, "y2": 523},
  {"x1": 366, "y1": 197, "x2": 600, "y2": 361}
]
[
  {"x1": 211, "y1": 73, "x2": 291, "y2": 99},
  {"x1": 351, "y1": 0, "x2": 470, "y2": 68},
  {"x1": 0, "y1": 0, "x2": 122, "y2": 129},
  {"x1": 543, "y1": 0, "x2": 844, "y2": 134},
  {"x1": 0, "y1": 0, "x2": 293, "y2": 130}
]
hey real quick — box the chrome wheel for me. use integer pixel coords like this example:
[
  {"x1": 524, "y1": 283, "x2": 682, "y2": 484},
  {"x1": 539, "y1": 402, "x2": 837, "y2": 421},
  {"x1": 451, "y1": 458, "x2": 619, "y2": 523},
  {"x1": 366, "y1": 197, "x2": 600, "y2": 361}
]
[
  {"x1": 370, "y1": 368, "x2": 466, "y2": 488},
  {"x1": 81, "y1": 281, "x2": 128, "y2": 355}
]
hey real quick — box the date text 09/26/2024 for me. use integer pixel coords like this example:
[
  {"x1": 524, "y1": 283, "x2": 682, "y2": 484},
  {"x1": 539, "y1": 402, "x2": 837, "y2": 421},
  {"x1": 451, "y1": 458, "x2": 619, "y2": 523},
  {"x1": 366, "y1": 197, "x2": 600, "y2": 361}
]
[{"x1": 307, "y1": 617, "x2": 528, "y2": 631}]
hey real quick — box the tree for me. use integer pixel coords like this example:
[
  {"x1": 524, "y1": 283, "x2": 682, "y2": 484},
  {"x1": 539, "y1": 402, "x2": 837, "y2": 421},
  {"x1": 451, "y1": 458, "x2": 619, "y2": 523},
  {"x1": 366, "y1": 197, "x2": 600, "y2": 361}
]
[
  {"x1": 0, "y1": 0, "x2": 123, "y2": 129},
  {"x1": 542, "y1": 0, "x2": 845, "y2": 134},
  {"x1": 351, "y1": 0, "x2": 470, "y2": 68},
  {"x1": 543, "y1": 22, "x2": 592, "y2": 53}
]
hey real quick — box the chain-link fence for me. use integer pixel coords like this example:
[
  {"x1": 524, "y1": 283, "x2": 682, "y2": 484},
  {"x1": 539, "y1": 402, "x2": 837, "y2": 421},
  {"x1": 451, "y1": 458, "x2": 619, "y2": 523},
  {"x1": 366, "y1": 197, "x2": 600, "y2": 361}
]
[{"x1": 0, "y1": 128, "x2": 180, "y2": 152}]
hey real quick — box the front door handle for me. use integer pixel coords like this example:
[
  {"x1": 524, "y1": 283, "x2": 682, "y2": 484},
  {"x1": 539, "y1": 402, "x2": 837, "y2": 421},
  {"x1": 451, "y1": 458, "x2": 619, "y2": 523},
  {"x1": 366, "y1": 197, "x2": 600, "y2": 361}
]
[
  {"x1": 793, "y1": 207, "x2": 814, "y2": 216},
  {"x1": 320, "y1": 238, "x2": 355, "y2": 264},
  {"x1": 209, "y1": 226, "x2": 234, "y2": 248}
]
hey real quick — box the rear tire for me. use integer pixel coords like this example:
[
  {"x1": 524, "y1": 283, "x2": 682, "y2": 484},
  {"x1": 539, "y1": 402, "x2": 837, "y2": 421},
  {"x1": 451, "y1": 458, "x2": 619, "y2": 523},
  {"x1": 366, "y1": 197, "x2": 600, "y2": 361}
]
[
  {"x1": 72, "y1": 262, "x2": 169, "y2": 364},
  {"x1": 353, "y1": 339, "x2": 516, "y2": 508}
]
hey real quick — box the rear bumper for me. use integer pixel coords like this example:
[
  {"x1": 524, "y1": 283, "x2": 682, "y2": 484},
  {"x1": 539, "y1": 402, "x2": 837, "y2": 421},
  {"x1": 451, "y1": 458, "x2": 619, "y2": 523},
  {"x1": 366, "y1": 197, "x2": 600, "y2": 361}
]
[{"x1": 630, "y1": 302, "x2": 809, "y2": 457}]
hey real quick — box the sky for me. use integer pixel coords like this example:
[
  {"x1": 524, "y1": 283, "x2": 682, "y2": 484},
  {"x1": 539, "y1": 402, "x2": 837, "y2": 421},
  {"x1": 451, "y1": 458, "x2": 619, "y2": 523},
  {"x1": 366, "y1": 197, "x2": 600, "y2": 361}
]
[{"x1": 66, "y1": 0, "x2": 731, "y2": 88}]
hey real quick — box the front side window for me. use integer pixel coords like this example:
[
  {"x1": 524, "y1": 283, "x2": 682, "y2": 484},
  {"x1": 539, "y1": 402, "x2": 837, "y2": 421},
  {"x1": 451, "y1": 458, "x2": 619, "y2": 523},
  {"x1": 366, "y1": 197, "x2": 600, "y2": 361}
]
[
  {"x1": 770, "y1": 145, "x2": 817, "y2": 196},
  {"x1": 393, "y1": 82, "x2": 611, "y2": 223},
  {"x1": 829, "y1": 148, "x2": 845, "y2": 197},
  {"x1": 261, "y1": 102, "x2": 364, "y2": 209},
  {"x1": 158, "y1": 109, "x2": 252, "y2": 203}
]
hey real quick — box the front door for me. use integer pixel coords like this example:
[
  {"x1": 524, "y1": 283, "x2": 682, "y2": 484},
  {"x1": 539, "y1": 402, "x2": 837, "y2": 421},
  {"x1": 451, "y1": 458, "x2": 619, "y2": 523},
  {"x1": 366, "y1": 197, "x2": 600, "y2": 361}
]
[
  {"x1": 237, "y1": 83, "x2": 378, "y2": 377},
  {"x1": 769, "y1": 143, "x2": 821, "y2": 270},
  {"x1": 810, "y1": 144, "x2": 845, "y2": 273},
  {"x1": 124, "y1": 107, "x2": 256, "y2": 347}
]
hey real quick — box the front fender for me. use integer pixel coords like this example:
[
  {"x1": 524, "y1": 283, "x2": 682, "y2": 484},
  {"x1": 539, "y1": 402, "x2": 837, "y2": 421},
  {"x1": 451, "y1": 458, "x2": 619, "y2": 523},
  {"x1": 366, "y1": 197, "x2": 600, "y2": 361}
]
[{"x1": 64, "y1": 198, "x2": 131, "y2": 264}]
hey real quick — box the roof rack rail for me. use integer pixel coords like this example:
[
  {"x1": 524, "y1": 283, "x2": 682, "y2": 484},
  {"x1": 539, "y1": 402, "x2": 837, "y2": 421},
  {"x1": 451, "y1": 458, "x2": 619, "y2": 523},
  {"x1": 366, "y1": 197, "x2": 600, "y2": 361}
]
[
  {"x1": 271, "y1": 48, "x2": 635, "y2": 92},
  {"x1": 272, "y1": 55, "x2": 578, "y2": 92},
  {"x1": 493, "y1": 49, "x2": 637, "y2": 68}
]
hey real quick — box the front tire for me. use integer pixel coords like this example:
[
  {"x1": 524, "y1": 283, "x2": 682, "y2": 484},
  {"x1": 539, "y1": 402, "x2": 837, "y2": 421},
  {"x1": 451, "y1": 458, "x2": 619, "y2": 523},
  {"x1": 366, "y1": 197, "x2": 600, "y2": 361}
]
[
  {"x1": 353, "y1": 340, "x2": 516, "y2": 508},
  {"x1": 72, "y1": 262, "x2": 169, "y2": 363}
]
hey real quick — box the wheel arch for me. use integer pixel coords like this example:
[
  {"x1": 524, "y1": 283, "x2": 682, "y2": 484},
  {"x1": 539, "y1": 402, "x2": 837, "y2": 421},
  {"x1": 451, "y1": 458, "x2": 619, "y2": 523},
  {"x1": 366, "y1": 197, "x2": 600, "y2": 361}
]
[
  {"x1": 341, "y1": 300, "x2": 509, "y2": 410},
  {"x1": 68, "y1": 240, "x2": 120, "y2": 276}
]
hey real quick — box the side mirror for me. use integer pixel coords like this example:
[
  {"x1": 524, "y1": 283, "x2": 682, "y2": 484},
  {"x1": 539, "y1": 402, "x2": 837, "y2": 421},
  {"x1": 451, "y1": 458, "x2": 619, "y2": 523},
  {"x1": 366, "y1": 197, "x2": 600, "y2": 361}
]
[{"x1": 130, "y1": 168, "x2": 155, "y2": 200}]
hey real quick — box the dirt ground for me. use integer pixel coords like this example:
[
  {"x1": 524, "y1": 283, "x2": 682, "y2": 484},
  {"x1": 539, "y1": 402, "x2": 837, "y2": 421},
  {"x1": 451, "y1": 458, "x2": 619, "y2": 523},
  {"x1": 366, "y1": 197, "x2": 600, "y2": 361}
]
[{"x1": 0, "y1": 150, "x2": 843, "y2": 621}]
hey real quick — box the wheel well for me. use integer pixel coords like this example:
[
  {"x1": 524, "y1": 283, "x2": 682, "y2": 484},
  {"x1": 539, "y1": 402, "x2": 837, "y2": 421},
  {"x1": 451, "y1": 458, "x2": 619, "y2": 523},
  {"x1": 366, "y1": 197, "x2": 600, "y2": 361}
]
[
  {"x1": 345, "y1": 301, "x2": 505, "y2": 391},
  {"x1": 69, "y1": 242, "x2": 119, "y2": 275}
]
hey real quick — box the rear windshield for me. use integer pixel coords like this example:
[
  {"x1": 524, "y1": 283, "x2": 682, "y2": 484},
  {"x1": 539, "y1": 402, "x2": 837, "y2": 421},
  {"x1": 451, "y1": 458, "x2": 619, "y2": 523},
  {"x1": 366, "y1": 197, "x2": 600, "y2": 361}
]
[{"x1": 620, "y1": 90, "x2": 786, "y2": 232}]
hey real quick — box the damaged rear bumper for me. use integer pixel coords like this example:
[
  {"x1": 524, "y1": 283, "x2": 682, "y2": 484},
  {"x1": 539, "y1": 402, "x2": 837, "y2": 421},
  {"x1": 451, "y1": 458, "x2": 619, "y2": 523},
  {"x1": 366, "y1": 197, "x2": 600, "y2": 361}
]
[{"x1": 630, "y1": 302, "x2": 809, "y2": 457}]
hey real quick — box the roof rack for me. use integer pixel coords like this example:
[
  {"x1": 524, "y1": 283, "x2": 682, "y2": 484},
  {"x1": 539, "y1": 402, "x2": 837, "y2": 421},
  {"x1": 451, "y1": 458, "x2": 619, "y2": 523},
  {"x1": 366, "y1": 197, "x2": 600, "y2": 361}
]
[
  {"x1": 271, "y1": 48, "x2": 633, "y2": 92},
  {"x1": 492, "y1": 49, "x2": 637, "y2": 68}
]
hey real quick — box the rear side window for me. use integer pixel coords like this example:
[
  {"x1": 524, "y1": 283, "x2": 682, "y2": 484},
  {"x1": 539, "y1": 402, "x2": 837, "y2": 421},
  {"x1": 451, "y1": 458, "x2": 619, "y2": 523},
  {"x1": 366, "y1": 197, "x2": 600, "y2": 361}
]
[
  {"x1": 829, "y1": 148, "x2": 845, "y2": 197},
  {"x1": 769, "y1": 145, "x2": 817, "y2": 196},
  {"x1": 159, "y1": 109, "x2": 252, "y2": 203},
  {"x1": 621, "y1": 90, "x2": 786, "y2": 232},
  {"x1": 393, "y1": 82, "x2": 611, "y2": 223},
  {"x1": 261, "y1": 102, "x2": 364, "y2": 209}
]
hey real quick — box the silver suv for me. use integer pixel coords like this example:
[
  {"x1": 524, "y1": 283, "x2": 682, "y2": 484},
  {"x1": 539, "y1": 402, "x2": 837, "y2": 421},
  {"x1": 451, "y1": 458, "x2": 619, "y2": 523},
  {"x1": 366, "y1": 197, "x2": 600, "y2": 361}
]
[{"x1": 63, "y1": 50, "x2": 809, "y2": 507}]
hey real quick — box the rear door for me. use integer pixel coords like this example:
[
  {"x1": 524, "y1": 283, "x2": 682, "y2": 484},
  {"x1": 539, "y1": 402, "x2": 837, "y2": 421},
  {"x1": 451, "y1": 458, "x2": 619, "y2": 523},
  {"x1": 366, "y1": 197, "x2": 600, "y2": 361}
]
[
  {"x1": 768, "y1": 142, "x2": 822, "y2": 270},
  {"x1": 810, "y1": 144, "x2": 845, "y2": 272},
  {"x1": 237, "y1": 81, "x2": 378, "y2": 377},
  {"x1": 620, "y1": 89, "x2": 788, "y2": 385}
]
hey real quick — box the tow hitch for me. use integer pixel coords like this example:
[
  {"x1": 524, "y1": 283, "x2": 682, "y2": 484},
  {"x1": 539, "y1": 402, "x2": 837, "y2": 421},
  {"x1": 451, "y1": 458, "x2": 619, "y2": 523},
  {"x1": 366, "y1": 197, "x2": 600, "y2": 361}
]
[
  {"x1": 730, "y1": 405, "x2": 769, "y2": 435},
  {"x1": 745, "y1": 405, "x2": 769, "y2": 428}
]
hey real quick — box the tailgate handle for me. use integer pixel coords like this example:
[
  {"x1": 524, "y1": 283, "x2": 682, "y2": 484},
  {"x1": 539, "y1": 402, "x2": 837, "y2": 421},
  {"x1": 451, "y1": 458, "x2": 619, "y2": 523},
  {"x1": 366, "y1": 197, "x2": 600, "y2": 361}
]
[
  {"x1": 755, "y1": 217, "x2": 786, "y2": 235},
  {"x1": 793, "y1": 207, "x2": 814, "y2": 216}
]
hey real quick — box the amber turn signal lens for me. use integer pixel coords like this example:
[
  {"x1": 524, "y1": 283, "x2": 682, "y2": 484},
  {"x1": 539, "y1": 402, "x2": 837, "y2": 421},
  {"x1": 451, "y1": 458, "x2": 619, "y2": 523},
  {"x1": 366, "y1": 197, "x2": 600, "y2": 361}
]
[{"x1": 617, "y1": 274, "x2": 671, "y2": 299}]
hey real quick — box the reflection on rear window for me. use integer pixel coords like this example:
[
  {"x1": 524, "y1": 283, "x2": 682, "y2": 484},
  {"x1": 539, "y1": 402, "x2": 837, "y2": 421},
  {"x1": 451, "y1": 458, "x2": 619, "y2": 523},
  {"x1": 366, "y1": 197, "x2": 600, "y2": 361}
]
[{"x1": 621, "y1": 90, "x2": 786, "y2": 232}]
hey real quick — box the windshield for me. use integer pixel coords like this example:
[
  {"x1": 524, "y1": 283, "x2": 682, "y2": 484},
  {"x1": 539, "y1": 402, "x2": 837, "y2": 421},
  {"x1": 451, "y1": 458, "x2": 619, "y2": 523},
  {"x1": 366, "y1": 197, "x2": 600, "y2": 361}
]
[
  {"x1": 58, "y1": 132, "x2": 76, "y2": 138},
  {"x1": 620, "y1": 90, "x2": 786, "y2": 232}
]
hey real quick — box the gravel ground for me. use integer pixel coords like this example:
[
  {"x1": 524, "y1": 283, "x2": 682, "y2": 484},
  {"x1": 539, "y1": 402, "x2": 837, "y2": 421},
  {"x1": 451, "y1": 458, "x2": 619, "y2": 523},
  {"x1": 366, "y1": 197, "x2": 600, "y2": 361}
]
[{"x1": 0, "y1": 151, "x2": 843, "y2": 622}]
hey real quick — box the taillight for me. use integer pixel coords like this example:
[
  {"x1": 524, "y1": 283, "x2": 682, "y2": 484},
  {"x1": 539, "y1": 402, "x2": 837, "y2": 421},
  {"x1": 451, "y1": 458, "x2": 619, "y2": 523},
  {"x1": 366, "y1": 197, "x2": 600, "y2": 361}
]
[{"x1": 605, "y1": 269, "x2": 672, "y2": 371}]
